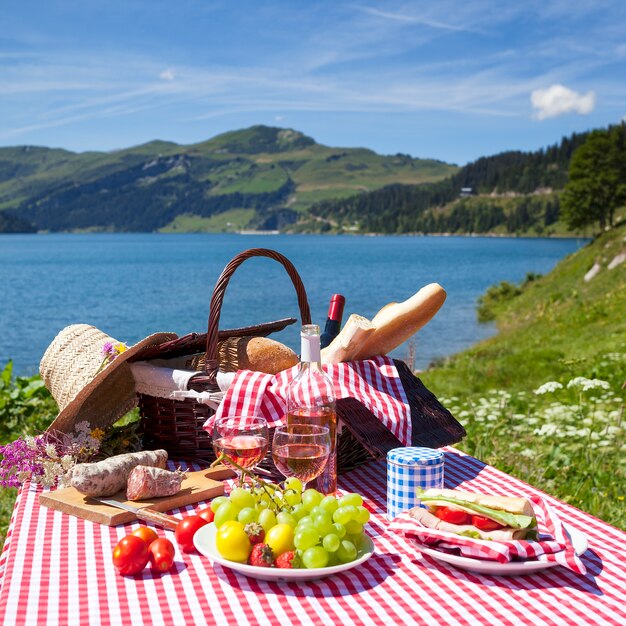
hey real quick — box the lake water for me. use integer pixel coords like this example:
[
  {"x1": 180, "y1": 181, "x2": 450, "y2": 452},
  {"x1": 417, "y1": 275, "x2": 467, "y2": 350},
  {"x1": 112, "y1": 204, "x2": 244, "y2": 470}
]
[{"x1": 0, "y1": 233, "x2": 586, "y2": 375}]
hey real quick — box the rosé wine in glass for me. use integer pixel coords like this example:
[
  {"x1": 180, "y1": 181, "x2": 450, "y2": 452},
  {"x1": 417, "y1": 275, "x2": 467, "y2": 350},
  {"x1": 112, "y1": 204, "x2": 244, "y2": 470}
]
[
  {"x1": 212, "y1": 416, "x2": 269, "y2": 485},
  {"x1": 272, "y1": 424, "x2": 330, "y2": 490}
]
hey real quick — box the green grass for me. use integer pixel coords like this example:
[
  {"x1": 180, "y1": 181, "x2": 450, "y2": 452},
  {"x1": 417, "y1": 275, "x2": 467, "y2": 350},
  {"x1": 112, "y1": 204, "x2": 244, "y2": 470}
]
[
  {"x1": 422, "y1": 223, "x2": 626, "y2": 528},
  {"x1": 159, "y1": 208, "x2": 256, "y2": 233}
]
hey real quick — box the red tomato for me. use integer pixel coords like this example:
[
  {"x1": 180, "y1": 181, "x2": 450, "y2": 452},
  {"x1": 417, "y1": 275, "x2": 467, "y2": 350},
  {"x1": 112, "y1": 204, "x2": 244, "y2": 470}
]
[
  {"x1": 175, "y1": 515, "x2": 209, "y2": 553},
  {"x1": 471, "y1": 515, "x2": 505, "y2": 531},
  {"x1": 197, "y1": 507, "x2": 215, "y2": 524},
  {"x1": 148, "y1": 538, "x2": 176, "y2": 572},
  {"x1": 434, "y1": 507, "x2": 470, "y2": 525},
  {"x1": 131, "y1": 526, "x2": 159, "y2": 546},
  {"x1": 112, "y1": 535, "x2": 150, "y2": 575}
]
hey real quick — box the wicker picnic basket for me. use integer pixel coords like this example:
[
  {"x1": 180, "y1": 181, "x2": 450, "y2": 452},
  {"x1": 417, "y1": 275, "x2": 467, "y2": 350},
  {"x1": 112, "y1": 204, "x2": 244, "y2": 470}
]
[{"x1": 130, "y1": 248, "x2": 465, "y2": 474}]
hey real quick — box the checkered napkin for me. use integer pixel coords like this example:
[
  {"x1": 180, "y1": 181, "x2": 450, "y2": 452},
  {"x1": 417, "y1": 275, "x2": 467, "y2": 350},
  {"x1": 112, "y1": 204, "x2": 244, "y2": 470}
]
[
  {"x1": 203, "y1": 356, "x2": 412, "y2": 445},
  {"x1": 389, "y1": 496, "x2": 587, "y2": 575}
]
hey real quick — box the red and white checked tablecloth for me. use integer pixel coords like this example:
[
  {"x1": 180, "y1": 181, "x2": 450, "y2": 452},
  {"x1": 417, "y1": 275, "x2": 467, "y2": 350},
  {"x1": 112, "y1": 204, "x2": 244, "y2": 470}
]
[{"x1": 0, "y1": 449, "x2": 625, "y2": 626}]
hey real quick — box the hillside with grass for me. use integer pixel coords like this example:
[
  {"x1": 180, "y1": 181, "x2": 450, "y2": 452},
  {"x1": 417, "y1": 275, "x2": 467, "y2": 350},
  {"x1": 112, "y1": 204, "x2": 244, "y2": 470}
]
[
  {"x1": 0, "y1": 126, "x2": 456, "y2": 233},
  {"x1": 305, "y1": 130, "x2": 593, "y2": 235},
  {"x1": 423, "y1": 223, "x2": 626, "y2": 528}
]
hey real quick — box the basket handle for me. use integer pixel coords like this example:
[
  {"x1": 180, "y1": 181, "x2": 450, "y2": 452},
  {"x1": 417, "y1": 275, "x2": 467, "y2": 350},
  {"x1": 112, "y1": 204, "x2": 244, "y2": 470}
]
[{"x1": 204, "y1": 248, "x2": 311, "y2": 381}]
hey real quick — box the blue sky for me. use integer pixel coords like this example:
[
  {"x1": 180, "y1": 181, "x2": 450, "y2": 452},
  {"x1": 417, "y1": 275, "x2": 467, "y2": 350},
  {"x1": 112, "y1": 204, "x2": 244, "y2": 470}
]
[{"x1": 1, "y1": 1, "x2": 625, "y2": 164}]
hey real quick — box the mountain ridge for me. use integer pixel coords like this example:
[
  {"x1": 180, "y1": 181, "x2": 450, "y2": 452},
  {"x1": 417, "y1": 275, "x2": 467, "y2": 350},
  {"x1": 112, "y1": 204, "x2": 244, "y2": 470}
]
[{"x1": 0, "y1": 125, "x2": 456, "y2": 232}]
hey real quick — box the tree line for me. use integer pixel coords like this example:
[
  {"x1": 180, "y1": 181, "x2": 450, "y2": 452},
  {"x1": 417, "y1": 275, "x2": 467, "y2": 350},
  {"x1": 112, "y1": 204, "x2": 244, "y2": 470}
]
[{"x1": 309, "y1": 130, "x2": 590, "y2": 233}]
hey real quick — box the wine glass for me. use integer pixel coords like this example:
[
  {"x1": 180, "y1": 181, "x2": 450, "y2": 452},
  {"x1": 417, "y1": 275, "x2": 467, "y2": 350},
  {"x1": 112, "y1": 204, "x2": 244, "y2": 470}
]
[
  {"x1": 212, "y1": 416, "x2": 269, "y2": 486},
  {"x1": 272, "y1": 424, "x2": 331, "y2": 491}
]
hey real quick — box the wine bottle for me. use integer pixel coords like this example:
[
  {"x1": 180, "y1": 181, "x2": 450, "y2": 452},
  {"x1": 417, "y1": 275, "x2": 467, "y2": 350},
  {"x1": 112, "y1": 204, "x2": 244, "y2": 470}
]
[
  {"x1": 320, "y1": 294, "x2": 345, "y2": 349},
  {"x1": 286, "y1": 324, "x2": 337, "y2": 494}
]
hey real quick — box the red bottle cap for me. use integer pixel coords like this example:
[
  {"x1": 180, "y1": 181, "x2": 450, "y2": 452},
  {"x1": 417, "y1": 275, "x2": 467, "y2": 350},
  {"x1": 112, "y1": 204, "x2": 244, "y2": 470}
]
[{"x1": 327, "y1": 294, "x2": 345, "y2": 322}]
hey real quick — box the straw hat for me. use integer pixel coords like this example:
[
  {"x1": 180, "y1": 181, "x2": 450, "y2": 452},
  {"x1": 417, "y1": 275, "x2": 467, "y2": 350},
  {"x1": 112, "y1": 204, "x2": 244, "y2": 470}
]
[{"x1": 40, "y1": 324, "x2": 177, "y2": 434}]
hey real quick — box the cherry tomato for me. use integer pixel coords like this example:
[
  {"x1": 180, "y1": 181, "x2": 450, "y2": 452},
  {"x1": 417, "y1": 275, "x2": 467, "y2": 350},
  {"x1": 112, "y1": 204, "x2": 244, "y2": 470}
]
[
  {"x1": 434, "y1": 507, "x2": 470, "y2": 525},
  {"x1": 148, "y1": 538, "x2": 176, "y2": 572},
  {"x1": 471, "y1": 515, "x2": 505, "y2": 531},
  {"x1": 131, "y1": 526, "x2": 159, "y2": 546},
  {"x1": 197, "y1": 507, "x2": 215, "y2": 524},
  {"x1": 112, "y1": 535, "x2": 150, "y2": 575},
  {"x1": 175, "y1": 515, "x2": 209, "y2": 553},
  {"x1": 215, "y1": 521, "x2": 251, "y2": 562}
]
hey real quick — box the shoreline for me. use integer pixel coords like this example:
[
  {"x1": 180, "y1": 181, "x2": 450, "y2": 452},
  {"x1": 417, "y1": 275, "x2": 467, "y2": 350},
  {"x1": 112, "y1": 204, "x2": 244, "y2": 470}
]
[{"x1": 0, "y1": 230, "x2": 593, "y2": 241}]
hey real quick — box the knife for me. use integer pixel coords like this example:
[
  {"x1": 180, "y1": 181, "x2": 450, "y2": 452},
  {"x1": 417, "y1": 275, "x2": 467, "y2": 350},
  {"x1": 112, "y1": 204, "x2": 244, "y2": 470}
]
[{"x1": 93, "y1": 498, "x2": 180, "y2": 531}]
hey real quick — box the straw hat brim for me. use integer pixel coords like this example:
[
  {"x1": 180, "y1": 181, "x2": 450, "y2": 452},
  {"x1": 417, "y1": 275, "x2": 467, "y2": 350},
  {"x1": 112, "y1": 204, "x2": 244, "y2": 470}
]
[{"x1": 46, "y1": 331, "x2": 177, "y2": 435}]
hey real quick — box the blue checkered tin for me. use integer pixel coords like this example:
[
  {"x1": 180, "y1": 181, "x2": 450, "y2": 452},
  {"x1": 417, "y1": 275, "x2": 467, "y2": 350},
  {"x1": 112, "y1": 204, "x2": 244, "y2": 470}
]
[{"x1": 386, "y1": 447, "x2": 444, "y2": 520}]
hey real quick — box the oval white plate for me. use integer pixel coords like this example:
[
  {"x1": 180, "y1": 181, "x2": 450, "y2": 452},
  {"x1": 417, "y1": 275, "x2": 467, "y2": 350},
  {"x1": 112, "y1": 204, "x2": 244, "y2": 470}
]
[
  {"x1": 417, "y1": 522, "x2": 588, "y2": 576},
  {"x1": 194, "y1": 523, "x2": 375, "y2": 582}
]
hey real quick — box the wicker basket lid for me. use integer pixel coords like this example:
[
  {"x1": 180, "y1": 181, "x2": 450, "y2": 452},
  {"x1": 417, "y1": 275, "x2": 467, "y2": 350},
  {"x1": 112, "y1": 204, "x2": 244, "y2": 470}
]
[{"x1": 40, "y1": 324, "x2": 177, "y2": 435}]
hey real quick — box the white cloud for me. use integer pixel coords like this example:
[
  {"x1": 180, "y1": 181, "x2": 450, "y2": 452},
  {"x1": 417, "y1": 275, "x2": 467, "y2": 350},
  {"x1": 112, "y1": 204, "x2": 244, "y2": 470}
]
[
  {"x1": 159, "y1": 68, "x2": 175, "y2": 81},
  {"x1": 530, "y1": 84, "x2": 596, "y2": 119},
  {"x1": 275, "y1": 115, "x2": 285, "y2": 122}
]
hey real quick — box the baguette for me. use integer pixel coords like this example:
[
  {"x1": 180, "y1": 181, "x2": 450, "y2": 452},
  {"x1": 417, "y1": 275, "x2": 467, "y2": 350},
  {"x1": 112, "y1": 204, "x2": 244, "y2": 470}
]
[
  {"x1": 419, "y1": 488, "x2": 535, "y2": 517},
  {"x1": 410, "y1": 488, "x2": 537, "y2": 540},
  {"x1": 321, "y1": 314, "x2": 376, "y2": 365},
  {"x1": 352, "y1": 283, "x2": 446, "y2": 360},
  {"x1": 408, "y1": 507, "x2": 531, "y2": 541}
]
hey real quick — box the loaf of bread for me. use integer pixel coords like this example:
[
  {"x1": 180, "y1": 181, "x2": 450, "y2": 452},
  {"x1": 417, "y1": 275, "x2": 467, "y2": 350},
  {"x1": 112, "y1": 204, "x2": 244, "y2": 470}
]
[
  {"x1": 321, "y1": 283, "x2": 446, "y2": 364},
  {"x1": 218, "y1": 336, "x2": 299, "y2": 374},
  {"x1": 187, "y1": 336, "x2": 299, "y2": 374}
]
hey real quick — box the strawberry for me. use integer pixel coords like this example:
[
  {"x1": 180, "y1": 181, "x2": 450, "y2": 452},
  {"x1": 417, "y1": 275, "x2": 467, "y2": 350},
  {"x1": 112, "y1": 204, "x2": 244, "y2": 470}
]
[
  {"x1": 244, "y1": 522, "x2": 265, "y2": 545},
  {"x1": 275, "y1": 550, "x2": 299, "y2": 569},
  {"x1": 248, "y1": 543, "x2": 274, "y2": 568}
]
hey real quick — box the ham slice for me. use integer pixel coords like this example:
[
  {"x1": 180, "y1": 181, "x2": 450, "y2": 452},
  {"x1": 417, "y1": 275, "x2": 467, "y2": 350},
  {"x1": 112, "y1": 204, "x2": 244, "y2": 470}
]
[{"x1": 408, "y1": 507, "x2": 529, "y2": 541}]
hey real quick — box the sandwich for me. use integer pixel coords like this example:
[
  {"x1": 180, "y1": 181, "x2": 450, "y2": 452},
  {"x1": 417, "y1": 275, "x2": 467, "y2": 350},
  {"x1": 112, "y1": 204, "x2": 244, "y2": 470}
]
[{"x1": 410, "y1": 488, "x2": 537, "y2": 541}]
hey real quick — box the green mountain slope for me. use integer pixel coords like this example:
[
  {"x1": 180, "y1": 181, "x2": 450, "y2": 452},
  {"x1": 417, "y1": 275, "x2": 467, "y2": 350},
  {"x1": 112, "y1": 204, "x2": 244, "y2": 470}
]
[
  {"x1": 0, "y1": 125, "x2": 456, "y2": 232},
  {"x1": 423, "y1": 224, "x2": 626, "y2": 527},
  {"x1": 306, "y1": 131, "x2": 593, "y2": 235}
]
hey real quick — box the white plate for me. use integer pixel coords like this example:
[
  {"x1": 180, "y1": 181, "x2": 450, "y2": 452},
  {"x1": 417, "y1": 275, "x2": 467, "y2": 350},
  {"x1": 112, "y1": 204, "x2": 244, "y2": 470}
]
[
  {"x1": 417, "y1": 522, "x2": 588, "y2": 576},
  {"x1": 194, "y1": 523, "x2": 375, "y2": 582}
]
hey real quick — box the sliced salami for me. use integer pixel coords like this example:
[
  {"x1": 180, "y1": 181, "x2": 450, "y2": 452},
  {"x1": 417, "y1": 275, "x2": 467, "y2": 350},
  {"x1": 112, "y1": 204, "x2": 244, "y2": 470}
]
[{"x1": 126, "y1": 466, "x2": 184, "y2": 501}]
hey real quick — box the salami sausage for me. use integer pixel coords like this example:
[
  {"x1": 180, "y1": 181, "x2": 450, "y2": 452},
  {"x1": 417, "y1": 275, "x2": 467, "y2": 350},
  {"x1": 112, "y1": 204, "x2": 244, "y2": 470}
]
[
  {"x1": 125, "y1": 466, "x2": 184, "y2": 501},
  {"x1": 70, "y1": 450, "x2": 168, "y2": 497}
]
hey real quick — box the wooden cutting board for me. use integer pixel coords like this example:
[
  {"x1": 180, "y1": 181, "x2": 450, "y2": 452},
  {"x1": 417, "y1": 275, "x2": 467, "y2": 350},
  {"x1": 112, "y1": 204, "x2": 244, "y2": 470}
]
[{"x1": 39, "y1": 465, "x2": 234, "y2": 527}]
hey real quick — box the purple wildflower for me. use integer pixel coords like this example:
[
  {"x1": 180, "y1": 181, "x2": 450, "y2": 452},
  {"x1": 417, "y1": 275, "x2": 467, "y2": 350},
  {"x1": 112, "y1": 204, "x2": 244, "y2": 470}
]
[{"x1": 101, "y1": 341, "x2": 115, "y2": 358}]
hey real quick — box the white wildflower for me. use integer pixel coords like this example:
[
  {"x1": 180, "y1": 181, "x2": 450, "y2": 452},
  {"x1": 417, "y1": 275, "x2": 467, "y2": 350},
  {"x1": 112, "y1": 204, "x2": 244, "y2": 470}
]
[
  {"x1": 534, "y1": 423, "x2": 559, "y2": 436},
  {"x1": 567, "y1": 377, "x2": 610, "y2": 392},
  {"x1": 534, "y1": 381, "x2": 563, "y2": 395},
  {"x1": 520, "y1": 449, "x2": 535, "y2": 458},
  {"x1": 45, "y1": 443, "x2": 58, "y2": 460},
  {"x1": 61, "y1": 455, "x2": 74, "y2": 471}
]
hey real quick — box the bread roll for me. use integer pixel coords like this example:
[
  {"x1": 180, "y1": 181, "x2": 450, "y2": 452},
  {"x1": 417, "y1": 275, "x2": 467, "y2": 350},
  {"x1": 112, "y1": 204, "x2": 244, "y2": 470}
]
[
  {"x1": 352, "y1": 283, "x2": 446, "y2": 360},
  {"x1": 187, "y1": 336, "x2": 299, "y2": 374},
  {"x1": 218, "y1": 336, "x2": 299, "y2": 374}
]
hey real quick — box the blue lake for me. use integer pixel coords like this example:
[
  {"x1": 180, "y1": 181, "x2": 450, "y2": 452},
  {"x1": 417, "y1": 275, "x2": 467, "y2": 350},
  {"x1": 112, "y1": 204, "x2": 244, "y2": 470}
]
[{"x1": 0, "y1": 233, "x2": 587, "y2": 375}]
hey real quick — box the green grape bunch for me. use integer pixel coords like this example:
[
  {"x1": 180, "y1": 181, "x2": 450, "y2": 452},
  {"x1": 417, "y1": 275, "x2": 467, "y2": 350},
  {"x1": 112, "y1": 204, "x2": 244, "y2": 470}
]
[{"x1": 210, "y1": 472, "x2": 371, "y2": 569}]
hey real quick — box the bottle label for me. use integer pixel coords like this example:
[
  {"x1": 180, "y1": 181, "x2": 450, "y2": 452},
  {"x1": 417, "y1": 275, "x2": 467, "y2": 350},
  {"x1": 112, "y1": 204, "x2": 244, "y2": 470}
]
[{"x1": 301, "y1": 330, "x2": 321, "y2": 363}]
